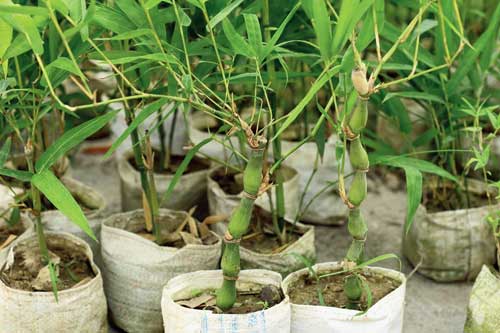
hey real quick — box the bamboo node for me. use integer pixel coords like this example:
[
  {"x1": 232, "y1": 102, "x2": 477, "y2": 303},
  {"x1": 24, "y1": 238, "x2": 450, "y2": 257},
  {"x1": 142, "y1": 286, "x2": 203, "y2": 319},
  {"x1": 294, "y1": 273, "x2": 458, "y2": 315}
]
[
  {"x1": 223, "y1": 275, "x2": 239, "y2": 281},
  {"x1": 224, "y1": 231, "x2": 241, "y2": 244},
  {"x1": 342, "y1": 126, "x2": 359, "y2": 141},
  {"x1": 242, "y1": 191, "x2": 258, "y2": 201}
]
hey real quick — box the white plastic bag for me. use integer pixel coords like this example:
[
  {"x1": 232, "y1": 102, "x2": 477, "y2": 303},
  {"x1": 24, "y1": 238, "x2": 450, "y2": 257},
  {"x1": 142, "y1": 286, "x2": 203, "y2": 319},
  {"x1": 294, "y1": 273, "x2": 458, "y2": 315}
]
[
  {"x1": 282, "y1": 262, "x2": 406, "y2": 333},
  {"x1": 464, "y1": 265, "x2": 500, "y2": 332},
  {"x1": 161, "y1": 269, "x2": 291, "y2": 333},
  {"x1": 403, "y1": 202, "x2": 498, "y2": 282},
  {"x1": 0, "y1": 232, "x2": 108, "y2": 333},
  {"x1": 101, "y1": 209, "x2": 222, "y2": 333}
]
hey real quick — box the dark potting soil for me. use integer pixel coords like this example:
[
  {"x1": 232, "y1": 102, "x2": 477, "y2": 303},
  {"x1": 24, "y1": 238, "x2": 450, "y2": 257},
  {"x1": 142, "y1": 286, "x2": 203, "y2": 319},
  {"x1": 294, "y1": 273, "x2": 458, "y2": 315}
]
[
  {"x1": 423, "y1": 178, "x2": 496, "y2": 213},
  {"x1": 288, "y1": 269, "x2": 401, "y2": 311},
  {"x1": 128, "y1": 153, "x2": 208, "y2": 175},
  {"x1": 241, "y1": 230, "x2": 301, "y2": 255},
  {"x1": 177, "y1": 284, "x2": 283, "y2": 314},
  {"x1": 0, "y1": 222, "x2": 25, "y2": 245},
  {"x1": 211, "y1": 168, "x2": 243, "y2": 195},
  {"x1": 0, "y1": 237, "x2": 95, "y2": 292}
]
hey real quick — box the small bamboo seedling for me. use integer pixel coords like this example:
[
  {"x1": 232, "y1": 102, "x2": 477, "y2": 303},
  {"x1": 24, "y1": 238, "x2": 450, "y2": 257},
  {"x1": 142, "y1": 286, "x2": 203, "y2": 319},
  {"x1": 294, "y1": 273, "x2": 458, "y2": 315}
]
[
  {"x1": 340, "y1": 64, "x2": 371, "y2": 309},
  {"x1": 216, "y1": 123, "x2": 268, "y2": 310}
]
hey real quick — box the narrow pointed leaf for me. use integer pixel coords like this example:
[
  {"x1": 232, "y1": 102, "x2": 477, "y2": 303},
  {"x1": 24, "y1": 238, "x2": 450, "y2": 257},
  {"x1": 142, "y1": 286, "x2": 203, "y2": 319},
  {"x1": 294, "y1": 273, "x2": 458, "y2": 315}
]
[
  {"x1": 0, "y1": 137, "x2": 11, "y2": 167},
  {"x1": 404, "y1": 166, "x2": 422, "y2": 234},
  {"x1": 36, "y1": 110, "x2": 117, "y2": 172},
  {"x1": 32, "y1": 170, "x2": 96, "y2": 241}
]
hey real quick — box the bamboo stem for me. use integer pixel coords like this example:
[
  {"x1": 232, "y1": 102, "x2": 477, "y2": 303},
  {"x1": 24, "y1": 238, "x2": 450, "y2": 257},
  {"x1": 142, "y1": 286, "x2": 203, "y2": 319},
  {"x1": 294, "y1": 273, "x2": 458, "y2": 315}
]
[
  {"x1": 216, "y1": 140, "x2": 266, "y2": 310},
  {"x1": 341, "y1": 67, "x2": 371, "y2": 309}
]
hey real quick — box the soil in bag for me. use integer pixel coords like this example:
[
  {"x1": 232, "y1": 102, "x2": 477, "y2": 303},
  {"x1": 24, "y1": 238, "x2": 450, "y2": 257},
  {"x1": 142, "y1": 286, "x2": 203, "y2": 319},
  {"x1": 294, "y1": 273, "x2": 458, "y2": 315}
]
[
  {"x1": 176, "y1": 284, "x2": 284, "y2": 314},
  {"x1": 0, "y1": 236, "x2": 95, "y2": 291},
  {"x1": 288, "y1": 269, "x2": 401, "y2": 311},
  {"x1": 0, "y1": 222, "x2": 25, "y2": 246},
  {"x1": 135, "y1": 215, "x2": 219, "y2": 249},
  {"x1": 423, "y1": 177, "x2": 496, "y2": 213},
  {"x1": 241, "y1": 208, "x2": 303, "y2": 255}
]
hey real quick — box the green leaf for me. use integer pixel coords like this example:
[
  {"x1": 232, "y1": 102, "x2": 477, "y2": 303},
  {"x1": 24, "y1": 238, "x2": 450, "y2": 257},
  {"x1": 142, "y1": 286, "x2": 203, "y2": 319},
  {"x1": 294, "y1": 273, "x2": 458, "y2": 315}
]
[
  {"x1": 314, "y1": 113, "x2": 326, "y2": 160},
  {"x1": 97, "y1": 28, "x2": 152, "y2": 40},
  {"x1": 0, "y1": 168, "x2": 33, "y2": 182},
  {"x1": 48, "y1": 261, "x2": 59, "y2": 302},
  {"x1": 222, "y1": 18, "x2": 252, "y2": 57},
  {"x1": 36, "y1": 110, "x2": 117, "y2": 172},
  {"x1": 273, "y1": 65, "x2": 341, "y2": 140},
  {"x1": 355, "y1": 253, "x2": 401, "y2": 271},
  {"x1": 0, "y1": 14, "x2": 13, "y2": 63},
  {"x1": 370, "y1": 154, "x2": 458, "y2": 182},
  {"x1": 404, "y1": 166, "x2": 422, "y2": 235},
  {"x1": 92, "y1": 5, "x2": 135, "y2": 34},
  {"x1": 446, "y1": 2, "x2": 500, "y2": 95},
  {"x1": 311, "y1": 0, "x2": 331, "y2": 61},
  {"x1": 208, "y1": 0, "x2": 244, "y2": 30},
  {"x1": 104, "y1": 99, "x2": 169, "y2": 159},
  {"x1": 383, "y1": 91, "x2": 445, "y2": 105},
  {"x1": 0, "y1": 4, "x2": 49, "y2": 16},
  {"x1": 31, "y1": 170, "x2": 96, "y2": 241},
  {"x1": 262, "y1": 2, "x2": 300, "y2": 59},
  {"x1": 7, "y1": 207, "x2": 20, "y2": 227},
  {"x1": 160, "y1": 138, "x2": 212, "y2": 205},
  {"x1": 0, "y1": 13, "x2": 44, "y2": 55},
  {"x1": 243, "y1": 14, "x2": 262, "y2": 60},
  {"x1": 42, "y1": 57, "x2": 86, "y2": 86},
  {"x1": 0, "y1": 137, "x2": 11, "y2": 167}
]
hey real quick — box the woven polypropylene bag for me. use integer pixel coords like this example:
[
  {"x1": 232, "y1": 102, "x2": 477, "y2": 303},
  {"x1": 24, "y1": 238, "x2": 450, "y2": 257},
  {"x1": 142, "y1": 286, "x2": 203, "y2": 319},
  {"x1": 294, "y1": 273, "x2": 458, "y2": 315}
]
[
  {"x1": 101, "y1": 209, "x2": 222, "y2": 333},
  {"x1": 282, "y1": 262, "x2": 406, "y2": 333},
  {"x1": 161, "y1": 269, "x2": 291, "y2": 333},
  {"x1": 0, "y1": 232, "x2": 108, "y2": 333}
]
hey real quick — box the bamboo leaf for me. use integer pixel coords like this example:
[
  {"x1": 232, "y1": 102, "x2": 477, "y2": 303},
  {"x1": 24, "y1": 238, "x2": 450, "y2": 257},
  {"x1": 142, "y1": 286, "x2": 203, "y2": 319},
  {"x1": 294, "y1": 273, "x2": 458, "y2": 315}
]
[
  {"x1": 273, "y1": 65, "x2": 341, "y2": 140},
  {"x1": 383, "y1": 91, "x2": 445, "y2": 105},
  {"x1": 0, "y1": 168, "x2": 33, "y2": 182},
  {"x1": 0, "y1": 137, "x2": 11, "y2": 167},
  {"x1": 0, "y1": 4, "x2": 49, "y2": 16},
  {"x1": 370, "y1": 154, "x2": 458, "y2": 182},
  {"x1": 222, "y1": 18, "x2": 252, "y2": 57},
  {"x1": 403, "y1": 166, "x2": 422, "y2": 235},
  {"x1": 262, "y1": 2, "x2": 300, "y2": 59},
  {"x1": 104, "y1": 99, "x2": 169, "y2": 159},
  {"x1": 243, "y1": 13, "x2": 262, "y2": 60},
  {"x1": 446, "y1": 2, "x2": 500, "y2": 95},
  {"x1": 160, "y1": 138, "x2": 212, "y2": 205},
  {"x1": 208, "y1": 0, "x2": 244, "y2": 30},
  {"x1": 92, "y1": 5, "x2": 135, "y2": 34},
  {"x1": 32, "y1": 170, "x2": 96, "y2": 241},
  {"x1": 311, "y1": 0, "x2": 331, "y2": 61},
  {"x1": 36, "y1": 110, "x2": 118, "y2": 172},
  {"x1": 0, "y1": 13, "x2": 44, "y2": 55}
]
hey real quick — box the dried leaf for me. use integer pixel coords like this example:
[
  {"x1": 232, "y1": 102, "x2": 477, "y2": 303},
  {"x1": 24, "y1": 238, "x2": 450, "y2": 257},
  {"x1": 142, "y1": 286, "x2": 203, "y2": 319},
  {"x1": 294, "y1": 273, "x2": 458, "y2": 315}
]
[
  {"x1": 180, "y1": 231, "x2": 202, "y2": 245},
  {"x1": 0, "y1": 235, "x2": 17, "y2": 250},
  {"x1": 177, "y1": 293, "x2": 215, "y2": 309}
]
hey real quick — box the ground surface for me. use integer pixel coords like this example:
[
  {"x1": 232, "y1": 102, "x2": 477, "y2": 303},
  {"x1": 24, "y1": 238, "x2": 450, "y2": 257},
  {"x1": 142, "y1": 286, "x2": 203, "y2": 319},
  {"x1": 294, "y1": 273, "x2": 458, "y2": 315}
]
[{"x1": 71, "y1": 152, "x2": 472, "y2": 333}]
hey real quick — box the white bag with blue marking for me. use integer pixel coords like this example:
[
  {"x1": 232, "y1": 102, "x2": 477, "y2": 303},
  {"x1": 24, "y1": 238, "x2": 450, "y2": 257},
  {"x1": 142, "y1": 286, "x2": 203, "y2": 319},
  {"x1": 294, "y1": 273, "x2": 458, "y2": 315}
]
[{"x1": 161, "y1": 269, "x2": 291, "y2": 333}]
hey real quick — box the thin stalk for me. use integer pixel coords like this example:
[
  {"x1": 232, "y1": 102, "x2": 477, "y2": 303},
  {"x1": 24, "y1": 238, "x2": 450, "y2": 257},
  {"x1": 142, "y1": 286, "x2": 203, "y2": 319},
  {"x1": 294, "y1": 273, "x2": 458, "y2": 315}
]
[
  {"x1": 26, "y1": 140, "x2": 49, "y2": 263},
  {"x1": 263, "y1": 0, "x2": 286, "y2": 239}
]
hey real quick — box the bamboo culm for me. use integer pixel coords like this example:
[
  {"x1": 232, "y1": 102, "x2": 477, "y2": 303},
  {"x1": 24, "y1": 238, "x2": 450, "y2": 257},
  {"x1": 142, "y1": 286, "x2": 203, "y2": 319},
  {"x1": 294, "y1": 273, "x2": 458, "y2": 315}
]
[
  {"x1": 216, "y1": 141, "x2": 265, "y2": 310},
  {"x1": 342, "y1": 67, "x2": 371, "y2": 308}
]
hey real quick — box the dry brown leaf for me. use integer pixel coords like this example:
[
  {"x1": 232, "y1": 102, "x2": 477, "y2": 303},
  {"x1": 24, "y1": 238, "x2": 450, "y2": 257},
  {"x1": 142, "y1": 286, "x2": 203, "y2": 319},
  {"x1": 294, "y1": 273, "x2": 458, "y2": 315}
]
[
  {"x1": 0, "y1": 235, "x2": 17, "y2": 251},
  {"x1": 202, "y1": 215, "x2": 228, "y2": 225},
  {"x1": 180, "y1": 232, "x2": 202, "y2": 245},
  {"x1": 177, "y1": 294, "x2": 215, "y2": 309},
  {"x1": 142, "y1": 192, "x2": 153, "y2": 232}
]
